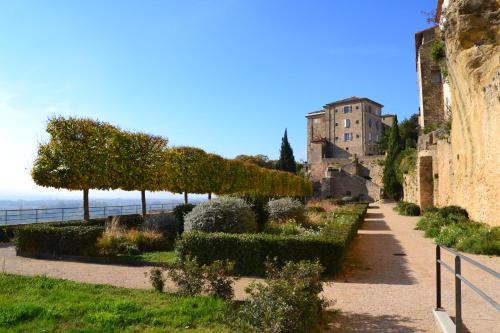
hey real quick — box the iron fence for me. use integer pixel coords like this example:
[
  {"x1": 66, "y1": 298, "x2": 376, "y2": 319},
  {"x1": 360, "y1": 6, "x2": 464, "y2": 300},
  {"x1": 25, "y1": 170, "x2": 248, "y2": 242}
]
[
  {"x1": 0, "y1": 203, "x2": 178, "y2": 226},
  {"x1": 435, "y1": 245, "x2": 499, "y2": 333}
]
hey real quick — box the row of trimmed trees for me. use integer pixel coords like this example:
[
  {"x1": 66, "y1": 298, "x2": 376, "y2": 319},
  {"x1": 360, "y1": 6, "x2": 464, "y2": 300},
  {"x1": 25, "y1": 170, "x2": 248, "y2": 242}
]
[{"x1": 32, "y1": 117, "x2": 312, "y2": 220}]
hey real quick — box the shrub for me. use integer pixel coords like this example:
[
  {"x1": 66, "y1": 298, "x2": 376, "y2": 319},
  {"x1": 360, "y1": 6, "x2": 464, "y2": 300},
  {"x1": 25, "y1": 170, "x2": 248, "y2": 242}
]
[
  {"x1": 263, "y1": 220, "x2": 308, "y2": 236},
  {"x1": 236, "y1": 260, "x2": 329, "y2": 333},
  {"x1": 184, "y1": 196, "x2": 257, "y2": 234},
  {"x1": 307, "y1": 205, "x2": 325, "y2": 213},
  {"x1": 0, "y1": 227, "x2": 15, "y2": 242},
  {"x1": 242, "y1": 194, "x2": 270, "y2": 232},
  {"x1": 456, "y1": 226, "x2": 500, "y2": 256},
  {"x1": 203, "y1": 260, "x2": 235, "y2": 300},
  {"x1": 394, "y1": 201, "x2": 421, "y2": 216},
  {"x1": 177, "y1": 203, "x2": 367, "y2": 276},
  {"x1": 267, "y1": 197, "x2": 306, "y2": 225},
  {"x1": 142, "y1": 213, "x2": 180, "y2": 243},
  {"x1": 149, "y1": 267, "x2": 165, "y2": 292},
  {"x1": 166, "y1": 255, "x2": 205, "y2": 296},
  {"x1": 438, "y1": 205, "x2": 468, "y2": 220},
  {"x1": 106, "y1": 214, "x2": 143, "y2": 229},
  {"x1": 15, "y1": 225, "x2": 104, "y2": 256},
  {"x1": 97, "y1": 229, "x2": 169, "y2": 256},
  {"x1": 173, "y1": 203, "x2": 195, "y2": 233}
]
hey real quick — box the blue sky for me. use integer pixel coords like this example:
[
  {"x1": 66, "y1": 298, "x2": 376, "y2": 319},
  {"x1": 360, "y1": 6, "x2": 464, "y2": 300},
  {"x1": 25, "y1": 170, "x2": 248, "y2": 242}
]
[{"x1": 0, "y1": 0, "x2": 436, "y2": 199}]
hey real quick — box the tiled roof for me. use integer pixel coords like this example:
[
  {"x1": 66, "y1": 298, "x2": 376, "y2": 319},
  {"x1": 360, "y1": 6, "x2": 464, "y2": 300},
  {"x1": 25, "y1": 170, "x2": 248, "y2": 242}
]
[{"x1": 324, "y1": 96, "x2": 383, "y2": 108}]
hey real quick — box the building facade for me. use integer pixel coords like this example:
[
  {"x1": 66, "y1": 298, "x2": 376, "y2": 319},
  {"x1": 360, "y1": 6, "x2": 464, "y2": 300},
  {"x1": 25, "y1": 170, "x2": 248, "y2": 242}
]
[{"x1": 306, "y1": 97, "x2": 394, "y2": 201}]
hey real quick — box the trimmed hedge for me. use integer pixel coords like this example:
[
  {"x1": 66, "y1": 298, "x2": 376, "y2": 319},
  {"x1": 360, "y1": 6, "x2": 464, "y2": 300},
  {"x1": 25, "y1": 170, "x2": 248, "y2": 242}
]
[
  {"x1": 177, "y1": 203, "x2": 368, "y2": 276},
  {"x1": 14, "y1": 224, "x2": 104, "y2": 256}
]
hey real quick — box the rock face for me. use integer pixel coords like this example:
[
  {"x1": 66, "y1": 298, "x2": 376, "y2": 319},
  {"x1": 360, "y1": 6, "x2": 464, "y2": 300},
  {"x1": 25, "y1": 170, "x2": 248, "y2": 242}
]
[
  {"x1": 404, "y1": 0, "x2": 499, "y2": 226},
  {"x1": 442, "y1": 0, "x2": 499, "y2": 225}
]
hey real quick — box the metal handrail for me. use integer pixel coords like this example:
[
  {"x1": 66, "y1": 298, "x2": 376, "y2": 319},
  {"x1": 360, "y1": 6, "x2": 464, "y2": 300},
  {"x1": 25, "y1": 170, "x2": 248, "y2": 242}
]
[
  {"x1": 436, "y1": 245, "x2": 500, "y2": 333},
  {"x1": 0, "y1": 203, "x2": 178, "y2": 226}
]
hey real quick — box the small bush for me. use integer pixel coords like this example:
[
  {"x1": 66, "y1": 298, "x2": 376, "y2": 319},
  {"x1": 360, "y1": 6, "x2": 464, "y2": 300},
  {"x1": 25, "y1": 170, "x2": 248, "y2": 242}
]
[
  {"x1": 267, "y1": 197, "x2": 306, "y2": 225},
  {"x1": 142, "y1": 213, "x2": 180, "y2": 243},
  {"x1": 97, "y1": 229, "x2": 169, "y2": 256},
  {"x1": 166, "y1": 255, "x2": 206, "y2": 296},
  {"x1": 184, "y1": 196, "x2": 257, "y2": 234},
  {"x1": 438, "y1": 205, "x2": 468, "y2": 220},
  {"x1": 236, "y1": 260, "x2": 330, "y2": 333},
  {"x1": 106, "y1": 214, "x2": 143, "y2": 229},
  {"x1": 307, "y1": 205, "x2": 326, "y2": 213},
  {"x1": 242, "y1": 194, "x2": 270, "y2": 232},
  {"x1": 15, "y1": 225, "x2": 104, "y2": 256},
  {"x1": 263, "y1": 220, "x2": 309, "y2": 236},
  {"x1": 173, "y1": 203, "x2": 195, "y2": 233},
  {"x1": 203, "y1": 260, "x2": 235, "y2": 300},
  {"x1": 149, "y1": 267, "x2": 165, "y2": 292},
  {"x1": 394, "y1": 201, "x2": 421, "y2": 216}
]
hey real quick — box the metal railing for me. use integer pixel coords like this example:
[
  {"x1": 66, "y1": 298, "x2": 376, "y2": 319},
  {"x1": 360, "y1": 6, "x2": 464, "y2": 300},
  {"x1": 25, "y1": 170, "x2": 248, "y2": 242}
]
[
  {"x1": 0, "y1": 203, "x2": 178, "y2": 226},
  {"x1": 435, "y1": 245, "x2": 500, "y2": 332}
]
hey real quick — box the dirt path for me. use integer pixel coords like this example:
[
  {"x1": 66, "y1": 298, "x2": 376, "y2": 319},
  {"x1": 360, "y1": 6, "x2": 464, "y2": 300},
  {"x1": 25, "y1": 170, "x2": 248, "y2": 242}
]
[
  {"x1": 1, "y1": 202, "x2": 498, "y2": 332},
  {"x1": 325, "y1": 202, "x2": 500, "y2": 332}
]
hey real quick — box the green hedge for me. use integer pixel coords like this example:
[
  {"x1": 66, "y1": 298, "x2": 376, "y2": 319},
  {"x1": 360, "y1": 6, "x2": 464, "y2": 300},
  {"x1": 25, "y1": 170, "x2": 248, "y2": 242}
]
[
  {"x1": 14, "y1": 224, "x2": 104, "y2": 256},
  {"x1": 176, "y1": 203, "x2": 368, "y2": 276}
]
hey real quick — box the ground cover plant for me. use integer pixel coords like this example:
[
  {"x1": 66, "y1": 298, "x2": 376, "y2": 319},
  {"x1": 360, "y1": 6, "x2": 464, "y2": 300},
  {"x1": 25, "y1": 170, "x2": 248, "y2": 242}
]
[
  {"x1": 416, "y1": 206, "x2": 499, "y2": 255},
  {"x1": 0, "y1": 273, "x2": 231, "y2": 332},
  {"x1": 394, "y1": 201, "x2": 421, "y2": 216}
]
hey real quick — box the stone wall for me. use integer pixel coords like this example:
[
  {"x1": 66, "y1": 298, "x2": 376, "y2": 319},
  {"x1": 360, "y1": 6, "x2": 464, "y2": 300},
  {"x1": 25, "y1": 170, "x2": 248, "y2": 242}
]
[
  {"x1": 404, "y1": 0, "x2": 500, "y2": 226},
  {"x1": 328, "y1": 170, "x2": 381, "y2": 202}
]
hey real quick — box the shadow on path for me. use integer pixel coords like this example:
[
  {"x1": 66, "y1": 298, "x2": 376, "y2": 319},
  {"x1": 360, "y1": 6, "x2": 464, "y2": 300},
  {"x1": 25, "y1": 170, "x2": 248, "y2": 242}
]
[
  {"x1": 337, "y1": 210, "x2": 416, "y2": 285},
  {"x1": 324, "y1": 311, "x2": 426, "y2": 332}
]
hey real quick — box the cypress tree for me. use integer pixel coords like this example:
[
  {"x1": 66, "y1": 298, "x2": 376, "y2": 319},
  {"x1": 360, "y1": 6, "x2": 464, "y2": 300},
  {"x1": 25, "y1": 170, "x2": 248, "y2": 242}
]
[
  {"x1": 383, "y1": 116, "x2": 403, "y2": 200},
  {"x1": 277, "y1": 129, "x2": 297, "y2": 174}
]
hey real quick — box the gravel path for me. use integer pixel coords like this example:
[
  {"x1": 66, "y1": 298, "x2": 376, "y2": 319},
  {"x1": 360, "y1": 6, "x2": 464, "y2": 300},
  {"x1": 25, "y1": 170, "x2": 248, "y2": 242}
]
[
  {"x1": 1, "y1": 202, "x2": 498, "y2": 332},
  {"x1": 325, "y1": 202, "x2": 500, "y2": 332}
]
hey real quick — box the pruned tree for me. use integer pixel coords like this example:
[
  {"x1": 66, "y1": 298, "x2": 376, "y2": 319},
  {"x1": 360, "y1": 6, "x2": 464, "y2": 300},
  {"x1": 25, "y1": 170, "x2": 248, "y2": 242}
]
[
  {"x1": 32, "y1": 116, "x2": 120, "y2": 221},
  {"x1": 163, "y1": 147, "x2": 209, "y2": 204},
  {"x1": 115, "y1": 132, "x2": 168, "y2": 216}
]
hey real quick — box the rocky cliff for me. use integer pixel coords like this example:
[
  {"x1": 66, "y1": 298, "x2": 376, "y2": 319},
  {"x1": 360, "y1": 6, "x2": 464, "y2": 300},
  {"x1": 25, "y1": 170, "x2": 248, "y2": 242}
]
[{"x1": 442, "y1": 0, "x2": 499, "y2": 225}]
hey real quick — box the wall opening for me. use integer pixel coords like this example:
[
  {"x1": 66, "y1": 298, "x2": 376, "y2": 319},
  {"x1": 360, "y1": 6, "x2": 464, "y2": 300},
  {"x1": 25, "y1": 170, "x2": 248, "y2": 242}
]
[{"x1": 419, "y1": 156, "x2": 434, "y2": 210}]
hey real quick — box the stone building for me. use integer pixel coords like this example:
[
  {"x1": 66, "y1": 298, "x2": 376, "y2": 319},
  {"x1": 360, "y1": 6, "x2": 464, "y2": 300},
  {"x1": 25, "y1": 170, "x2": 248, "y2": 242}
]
[
  {"x1": 415, "y1": 26, "x2": 450, "y2": 128},
  {"x1": 306, "y1": 97, "x2": 394, "y2": 201},
  {"x1": 404, "y1": 0, "x2": 500, "y2": 226}
]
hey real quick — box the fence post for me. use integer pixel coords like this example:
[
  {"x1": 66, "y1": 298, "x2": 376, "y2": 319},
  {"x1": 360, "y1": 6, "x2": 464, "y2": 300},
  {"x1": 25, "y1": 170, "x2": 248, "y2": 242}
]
[
  {"x1": 455, "y1": 255, "x2": 462, "y2": 333},
  {"x1": 436, "y1": 245, "x2": 442, "y2": 310}
]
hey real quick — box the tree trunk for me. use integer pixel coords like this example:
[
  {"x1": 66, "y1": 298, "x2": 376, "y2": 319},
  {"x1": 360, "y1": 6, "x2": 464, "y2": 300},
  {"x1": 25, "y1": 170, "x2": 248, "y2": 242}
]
[
  {"x1": 208, "y1": 193, "x2": 212, "y2": 200},
  {"x1": 184, "y1": 191, "x2": 188, "y2": 204},
  {"x1": 141, "y1": 190, "x2": 147, "y2": 216},
  {"x1": 83, "y1": 189, "x2": 90, "y2": 221}
]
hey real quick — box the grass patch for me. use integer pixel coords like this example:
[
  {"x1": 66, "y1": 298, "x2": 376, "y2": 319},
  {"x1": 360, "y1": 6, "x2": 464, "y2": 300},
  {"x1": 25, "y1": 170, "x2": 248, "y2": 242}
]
[
  {"x1": 0, "y1": 273, "x2": 230, "y2": 332},
  {"x1": 119, "y1": 251, "x2": 178, "y2": 265}
]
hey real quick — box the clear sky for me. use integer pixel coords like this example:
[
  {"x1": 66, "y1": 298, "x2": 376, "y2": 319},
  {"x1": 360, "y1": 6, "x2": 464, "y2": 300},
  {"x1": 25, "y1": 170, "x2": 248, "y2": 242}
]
[{"x1": 0, "y1": 0, "x2": 436, "y2": 200}]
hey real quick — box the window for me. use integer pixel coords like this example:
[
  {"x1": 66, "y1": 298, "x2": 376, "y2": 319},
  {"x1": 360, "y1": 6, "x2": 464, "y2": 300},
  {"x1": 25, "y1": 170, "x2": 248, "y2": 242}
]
[
  {"x1": 368, "y1": 105, "x2": 372, "y2": 113},
  {"x1": 368, "y1": 132, "x2": 373, "y2": 142},
  {"x1": 355, "y1": 120, "x2": 359, "y2": 124},
  {"x1": 376, "y1": 121, "x2": 379, "y2": 130},
  {"x1": 335, "y1": 136, "x2": 338, "y2": 140},
  {"x1": 368, "y1": 119, "x2": 372, "y2": 128},
  {"x1": 343, "y1": 105, "x2": 352, "y2": 113},
  {"x1": 344, "y1": 119, "x2": 351, "y2": 128},
  {"x1": 343, "y1": 133, "x2": 353, "y2": 141},
  {"x1": 356, "y1": 106, "x2": 359, "y2": 109},
  {"x1": 431, "y1": 70, "x2": 442, "y2": 84},
  {"x1": 346, "y1": 190, "x2": 351, "y2": 195},
  {"x1": 335, "y1": 122, "x2": 338, "y2": 126},
  {"x1": 346, "y1": 147, "x2": 349, "y2": 151},
  {"x1": 335, "y1": 108, "x2": 338, "y2": 113},
  {"x1": 356, "y1": 134, "x2": 360, "y2": 138}
]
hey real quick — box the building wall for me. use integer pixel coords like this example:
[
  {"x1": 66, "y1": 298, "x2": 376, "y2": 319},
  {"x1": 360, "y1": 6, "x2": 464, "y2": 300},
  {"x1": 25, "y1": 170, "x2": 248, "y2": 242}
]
[{"x1": 416, "y1": 26, "x2": 445, "y2": 128}]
